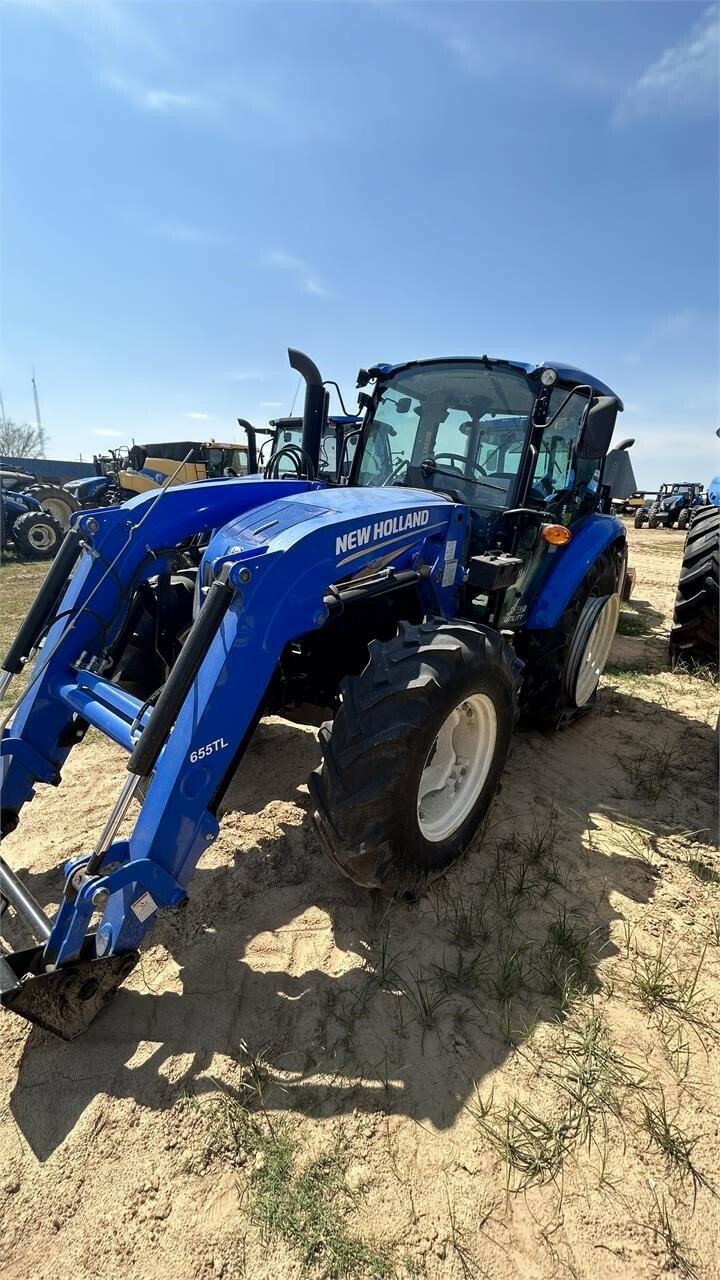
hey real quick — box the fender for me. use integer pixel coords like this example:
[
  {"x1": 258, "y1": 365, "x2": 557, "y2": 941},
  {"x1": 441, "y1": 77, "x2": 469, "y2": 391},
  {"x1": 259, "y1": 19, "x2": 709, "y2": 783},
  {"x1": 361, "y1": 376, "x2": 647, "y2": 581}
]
[{"x1": 526, "y1": 513, "x2": 626, "y2": 629}]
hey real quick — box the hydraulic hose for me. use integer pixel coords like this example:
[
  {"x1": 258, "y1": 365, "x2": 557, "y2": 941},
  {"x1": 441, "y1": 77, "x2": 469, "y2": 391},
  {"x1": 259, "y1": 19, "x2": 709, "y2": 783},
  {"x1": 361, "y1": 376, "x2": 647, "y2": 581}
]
[{"x1": 126, "y1": 578, "x2": 234, "y2": 778}]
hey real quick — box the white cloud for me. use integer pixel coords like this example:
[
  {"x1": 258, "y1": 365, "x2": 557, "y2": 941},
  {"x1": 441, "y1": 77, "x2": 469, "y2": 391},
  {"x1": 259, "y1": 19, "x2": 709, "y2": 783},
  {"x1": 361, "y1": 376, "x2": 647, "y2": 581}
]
[
  {"x1": 615, "y1": 6, "x2": 719, "y2": 122},
  {"x1": 304, "y1": 277, "x2": 330, "y2": 298},
  {"x1": 102, "y1": 72, "x2": 207, "y2": 115},
  {"x1": 11, "y1": 0, "x2": 159, "y2": 54},
  {"x1": 186, "y1": 411, "x2": 210, "y2": 420},
  {"x1": 93, "y1": 428, "x2": 124, "y2": 438},
  {"x1": 262, "y1": 248, "x2": 330, "y2": 299},
  {"x1": 264, "y1": 250, "x2": 306, "y2": 272},
  {"x1": 153, "y1": 222, "x2": 225, "y2": 246}
]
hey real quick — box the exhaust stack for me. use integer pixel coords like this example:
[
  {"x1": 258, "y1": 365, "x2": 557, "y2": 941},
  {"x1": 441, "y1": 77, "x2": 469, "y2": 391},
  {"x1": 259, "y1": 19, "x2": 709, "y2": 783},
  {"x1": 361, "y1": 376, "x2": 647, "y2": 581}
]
[{"x1": 288, "y1": 348, "x2": 328, "y2": 478}]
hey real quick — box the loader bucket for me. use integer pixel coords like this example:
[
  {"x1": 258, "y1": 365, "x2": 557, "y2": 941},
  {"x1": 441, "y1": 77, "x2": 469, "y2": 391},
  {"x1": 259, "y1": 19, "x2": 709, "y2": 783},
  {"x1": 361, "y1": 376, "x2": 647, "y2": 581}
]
[{"x1": 0, "y1": 941, "x2": 139, "y2": 1040}]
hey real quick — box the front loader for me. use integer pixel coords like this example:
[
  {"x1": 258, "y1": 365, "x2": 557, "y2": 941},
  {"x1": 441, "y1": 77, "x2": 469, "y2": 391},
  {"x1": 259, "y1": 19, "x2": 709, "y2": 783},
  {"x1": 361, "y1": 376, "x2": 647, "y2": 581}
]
[{"x1": 1, "y1": 350, "x2": 628, "y2": 1040}]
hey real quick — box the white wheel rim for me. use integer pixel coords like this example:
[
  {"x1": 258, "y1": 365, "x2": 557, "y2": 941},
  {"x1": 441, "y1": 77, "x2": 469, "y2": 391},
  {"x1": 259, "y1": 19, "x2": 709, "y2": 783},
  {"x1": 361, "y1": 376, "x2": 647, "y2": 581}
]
[
  {"x1": 42, "y1": 499, "x2": 69, "y2": 528},
  {"x1": 575, "y1": 594, "x2": 620, "y2": 706},
  {"x1": 28, "y1": 523, "x2": 54, "y2": 550},
  {"x1": 417, "y1": 693, "x2": 497, "y2": 843}
]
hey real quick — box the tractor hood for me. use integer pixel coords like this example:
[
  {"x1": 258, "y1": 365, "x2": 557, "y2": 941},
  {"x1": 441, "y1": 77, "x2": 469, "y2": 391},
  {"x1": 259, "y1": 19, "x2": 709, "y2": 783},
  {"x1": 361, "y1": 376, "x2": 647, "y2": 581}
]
[
  {"x1": 64, "y1": 475, "x2": 111, "y2": 502},
  {"x1": 201, "y1": 484, "x2": 461, "y2": 590}
]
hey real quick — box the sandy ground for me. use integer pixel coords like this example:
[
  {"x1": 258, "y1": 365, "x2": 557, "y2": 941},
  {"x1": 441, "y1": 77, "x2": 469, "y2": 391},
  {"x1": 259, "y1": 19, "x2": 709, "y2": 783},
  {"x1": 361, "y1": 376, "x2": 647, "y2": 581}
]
[{"x1": 1, "y1": 523, "x2": 718, "y2": 1280}]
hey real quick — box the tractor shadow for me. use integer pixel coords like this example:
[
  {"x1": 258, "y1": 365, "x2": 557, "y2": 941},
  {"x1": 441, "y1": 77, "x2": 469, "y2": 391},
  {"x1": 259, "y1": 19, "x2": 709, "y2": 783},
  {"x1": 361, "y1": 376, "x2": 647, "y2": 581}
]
[
  {"x1": 612, "y1": 592, "x2": 668, "y2": 670},
  {"x1": 9, "y1": 687, "x2": 717, "y2": 1161}
]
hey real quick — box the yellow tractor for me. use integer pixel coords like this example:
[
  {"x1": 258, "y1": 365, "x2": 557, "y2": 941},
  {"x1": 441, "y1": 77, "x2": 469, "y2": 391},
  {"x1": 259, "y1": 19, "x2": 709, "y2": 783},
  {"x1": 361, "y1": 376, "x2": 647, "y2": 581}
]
[
  {"x1": 65, "y1": 431, "x2": 267, "y2": 510},
  {"x1": 116, "y1": 439, "x2": 251, "y2": 496}
]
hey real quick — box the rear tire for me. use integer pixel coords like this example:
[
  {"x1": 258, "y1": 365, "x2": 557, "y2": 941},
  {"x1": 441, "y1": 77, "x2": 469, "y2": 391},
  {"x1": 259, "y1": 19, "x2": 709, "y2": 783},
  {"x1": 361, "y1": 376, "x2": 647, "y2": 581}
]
[
  {"x1": 22, "y1": 484, "x2": 79, "y2": 530},
  {"x1": 10, "y1": 510, "x2": 63, "y2": 559},
  {"x1": 520, "y1": 545, "x2": 624, "y2": 731},
  {"x1": 310, "y1": 619, "x2": 520, "y2": 898},
  {"x1": 669, "y1": 506, "x2": 719, "y2": 664}
]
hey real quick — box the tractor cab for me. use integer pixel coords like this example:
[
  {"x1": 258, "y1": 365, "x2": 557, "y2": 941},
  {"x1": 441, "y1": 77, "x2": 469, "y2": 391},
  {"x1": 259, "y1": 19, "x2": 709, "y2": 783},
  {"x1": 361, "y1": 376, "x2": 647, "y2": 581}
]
[
  {"x1": 352, "y1": 359, "x2": 621, "y2": 521},
  {"x1": 657, "y1": 483, "x2": 702, "y2": 508},
  {"x1": 262, "y1": 415, "x2": 361, "y2": 480},
  {"x1": 349, "y1": 358, "x2": 622, "y2": 617}
]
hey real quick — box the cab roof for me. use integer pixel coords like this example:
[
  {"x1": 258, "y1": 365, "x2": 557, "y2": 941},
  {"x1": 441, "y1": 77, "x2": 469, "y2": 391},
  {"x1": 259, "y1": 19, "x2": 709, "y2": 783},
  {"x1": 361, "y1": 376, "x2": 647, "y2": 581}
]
[{"x1": 371, "y1": 357, "x2": 623, "y2": 410}]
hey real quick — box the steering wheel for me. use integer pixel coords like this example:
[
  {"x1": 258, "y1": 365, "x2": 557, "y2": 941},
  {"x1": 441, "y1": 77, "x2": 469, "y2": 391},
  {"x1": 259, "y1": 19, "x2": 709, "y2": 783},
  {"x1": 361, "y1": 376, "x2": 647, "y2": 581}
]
[
  {"x1": 223, "y1": 466, "x2": 238, "y2": 477},
  {"x1": 380, "y1": 456, "x2": 409, "y2": 486},
  {"x1": 432, "y1": 453, "x2": 488, "y2": 479}
]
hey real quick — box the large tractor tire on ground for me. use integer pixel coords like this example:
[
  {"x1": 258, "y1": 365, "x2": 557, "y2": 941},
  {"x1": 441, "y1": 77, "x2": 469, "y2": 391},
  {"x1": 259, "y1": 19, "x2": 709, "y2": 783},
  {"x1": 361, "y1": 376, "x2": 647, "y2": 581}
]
[
  {"x1": 22, "y1": 484, "x2": 79, "y2": 530},
  {"x1": 669, "y1": 506, "x2": 719, "y2": 664},
  {"x1": 633, "y1": 510, "x2": 647, "y2": 529},
  {"x1": 310, "y1": 619, "x2": 520, "y2": 898},
  {"x1": 648, "y1": 513, "x2": 661, "y2": 529},
  {"x1": 10, "y1": 509, "x2": 64, "y2": 559},
  {"x1": 520, "y1": 545, "x2": 624, "y2": 731},
  {"x1": 677, "y1": 507, "x2": 692, "y2": 532}
]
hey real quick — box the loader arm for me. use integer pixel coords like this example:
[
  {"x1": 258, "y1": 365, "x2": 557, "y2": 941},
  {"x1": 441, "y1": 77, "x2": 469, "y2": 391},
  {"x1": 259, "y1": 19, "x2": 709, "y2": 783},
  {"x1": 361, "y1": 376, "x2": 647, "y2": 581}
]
[{"x1": 1, "y1": 481, "x2": 466, "y2": 1037}]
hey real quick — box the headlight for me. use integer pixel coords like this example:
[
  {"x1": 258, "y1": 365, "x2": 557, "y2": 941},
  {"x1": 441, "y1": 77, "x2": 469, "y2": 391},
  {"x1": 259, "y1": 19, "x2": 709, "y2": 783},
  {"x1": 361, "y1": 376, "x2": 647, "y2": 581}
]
[{"x1": 540, "y1": 368, "x2": 558, "y2": 387}]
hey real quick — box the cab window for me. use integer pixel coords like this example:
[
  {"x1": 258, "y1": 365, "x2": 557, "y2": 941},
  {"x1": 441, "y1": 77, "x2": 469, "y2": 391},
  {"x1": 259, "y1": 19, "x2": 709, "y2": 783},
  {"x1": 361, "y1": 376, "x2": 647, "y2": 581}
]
[
  {"x1": 205, "y1": 448, "x2": 224, "y2": 477},
  {"x1": 531, "y1": 388, "x2": 588, "y2": 498}
]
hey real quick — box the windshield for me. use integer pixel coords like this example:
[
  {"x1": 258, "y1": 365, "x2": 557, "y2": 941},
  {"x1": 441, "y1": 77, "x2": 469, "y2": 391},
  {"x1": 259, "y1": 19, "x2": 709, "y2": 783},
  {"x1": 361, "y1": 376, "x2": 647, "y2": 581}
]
[
  {"x1": 356, "y1": 363, "x2": 592, "y2": 509},
  {"x1": 356, "y1": 361, "x2": 538, "y2": 509},
  {"x1": 267, "y1": 422, "x2": 351, "y2": 478}
]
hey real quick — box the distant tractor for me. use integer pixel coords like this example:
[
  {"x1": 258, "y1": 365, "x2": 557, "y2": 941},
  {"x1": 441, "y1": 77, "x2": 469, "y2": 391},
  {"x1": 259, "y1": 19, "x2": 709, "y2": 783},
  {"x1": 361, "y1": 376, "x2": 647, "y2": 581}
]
[
  {"x1": 0, "y1": 489, "x2": 63, "y2": 559},
  {"x1": 635, "y1": 482, "x2": 704, "y2": 529},
  {"x1": 64, "y1": 438, "x2": 253, "y2": 509},
  {"x1": 611, "y1": 490, "x2": 648, "y2": 517},
  {"x1": 260, "y1": 414, "x2": 361, "y2": 480},
  {"x1": 0, "y1": 467, "x2": 79, "y2": 530}
]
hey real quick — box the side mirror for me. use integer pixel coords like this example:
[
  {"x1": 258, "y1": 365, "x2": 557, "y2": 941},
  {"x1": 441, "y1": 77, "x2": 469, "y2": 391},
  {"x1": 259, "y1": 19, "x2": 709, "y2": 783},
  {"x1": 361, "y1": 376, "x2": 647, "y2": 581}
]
[
  {"x1": 395, "y1": 397, "x2": 412, "y2": 414},
  {"x1": 577, "y1": 396, "x2": 621, "y2": 459}
]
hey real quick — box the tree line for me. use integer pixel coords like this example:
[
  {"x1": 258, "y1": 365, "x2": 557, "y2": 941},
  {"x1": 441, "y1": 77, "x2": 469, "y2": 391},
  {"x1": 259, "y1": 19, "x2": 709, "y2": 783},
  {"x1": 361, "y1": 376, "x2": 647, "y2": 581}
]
[{"x1": 0, "y1": 420, "x2": 47, "y2": 459}]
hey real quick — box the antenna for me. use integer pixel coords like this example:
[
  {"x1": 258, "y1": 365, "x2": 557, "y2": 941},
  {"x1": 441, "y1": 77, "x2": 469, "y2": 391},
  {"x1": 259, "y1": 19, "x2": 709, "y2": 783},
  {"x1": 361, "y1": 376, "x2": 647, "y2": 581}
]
[
  {"x1": 31, "y1": 367, "x2": 46, "y2": 457},
  {"x1": 0, "y1": 383, "x2": 6, "y2": 430}
]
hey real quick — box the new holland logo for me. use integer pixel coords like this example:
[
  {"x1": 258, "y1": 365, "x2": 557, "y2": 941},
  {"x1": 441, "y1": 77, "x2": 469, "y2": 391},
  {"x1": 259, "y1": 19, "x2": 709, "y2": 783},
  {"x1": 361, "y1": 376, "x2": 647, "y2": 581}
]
[{"x1": 335, "y1": 509, "x2": 431, "y2": 558}]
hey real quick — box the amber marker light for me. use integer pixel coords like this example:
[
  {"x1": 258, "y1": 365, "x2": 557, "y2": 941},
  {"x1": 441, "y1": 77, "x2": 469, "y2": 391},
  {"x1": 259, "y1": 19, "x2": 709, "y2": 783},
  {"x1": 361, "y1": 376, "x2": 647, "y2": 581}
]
[{"x1": 542, "y1": 524, "x2": 572, "y2": 546}]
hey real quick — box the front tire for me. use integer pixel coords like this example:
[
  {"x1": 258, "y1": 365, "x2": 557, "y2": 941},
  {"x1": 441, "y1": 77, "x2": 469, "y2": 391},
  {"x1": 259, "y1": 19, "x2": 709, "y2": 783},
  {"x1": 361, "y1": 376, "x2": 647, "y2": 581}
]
[
  {"x1": 10, "y1": 510, "x2": 63, "y2": 559},
  {"x1": 310, "y1": 619, "x2": 519, "y2": 898},
  {"x1": 22, "y1": 484, "x2": 79, "y2": 530},
  {"x1": 633, "y1": 510, "x2": 646, "y2": 529},
  {"x1": 677, "y1": 507, "x2": 691, "y2": 531}
]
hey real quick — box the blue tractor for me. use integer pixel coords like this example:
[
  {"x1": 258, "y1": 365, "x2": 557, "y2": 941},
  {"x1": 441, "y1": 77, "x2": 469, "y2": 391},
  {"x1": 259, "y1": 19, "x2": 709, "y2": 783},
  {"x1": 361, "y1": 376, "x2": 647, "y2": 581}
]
[
  {"x1": 634, "y1": 482, "x2": 705, "y2": 530},
  {"x1": 0, "y1": 488, "x2": 64, "y2": 559},
  {"x1": 0, "y1": 350, "x2": 629, "y2": 1038}
]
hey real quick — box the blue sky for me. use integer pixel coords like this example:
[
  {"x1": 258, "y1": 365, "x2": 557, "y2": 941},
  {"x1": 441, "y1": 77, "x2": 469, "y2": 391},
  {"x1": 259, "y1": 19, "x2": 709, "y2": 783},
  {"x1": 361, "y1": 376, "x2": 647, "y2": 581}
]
[{"x1": 1, "y1": 0, "x2": 718, "y2": 487}]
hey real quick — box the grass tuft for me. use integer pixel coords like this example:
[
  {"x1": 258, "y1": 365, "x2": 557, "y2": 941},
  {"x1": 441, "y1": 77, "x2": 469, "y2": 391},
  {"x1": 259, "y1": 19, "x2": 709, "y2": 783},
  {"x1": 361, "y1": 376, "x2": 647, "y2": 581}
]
[
  {"x1": 642, "y1": 1091, "x2": 715, "y2": 1205},
  {"x1": 616, "y1": 607, "x2": 651, "y2": 637},
  {"x1": 648, "y1": 1184, "x2": 700, "y2": 1279},
  {"x1": 195, "y1": 1048, "x2": 395, "y2": 1279},
  {"x1": 630, "y1": 930, "x2": 708, "y2": 1025}
]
